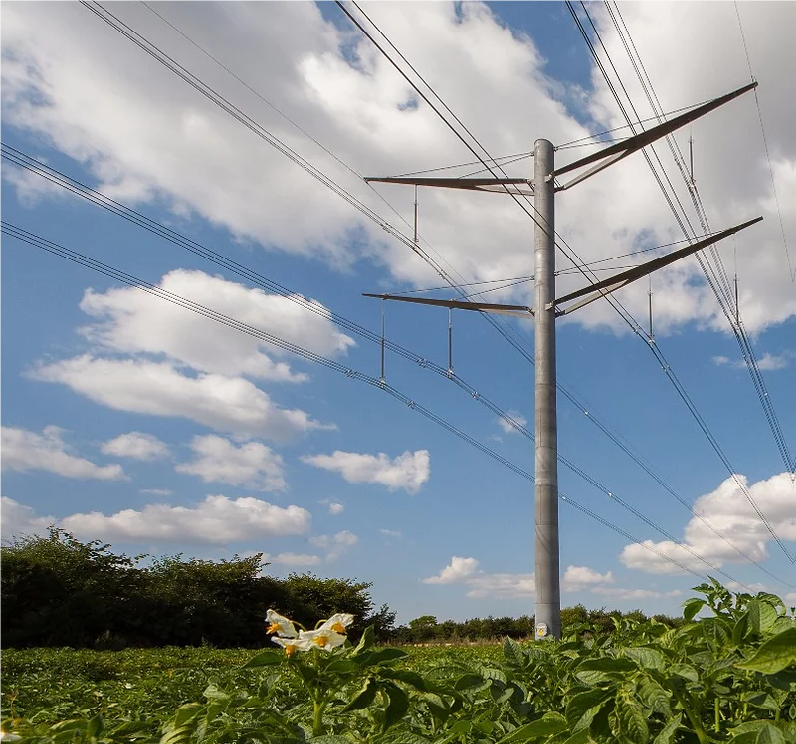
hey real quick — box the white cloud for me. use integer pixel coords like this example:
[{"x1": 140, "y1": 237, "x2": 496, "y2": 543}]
[
  {"x1": 713, "y1": 352, "x2": 791, "y2": 371},
  {"x1": 422, "y1": 556, "x2": 480, "y2": 584},
  {"x1": 2, "y1": 2, "x2": 793, "y2": 333},
  {"x1": 562, "y1": 565, "x2": 614, "y2": 591},
  {"x1": 1, "y1": 425, "x2": 127, "y2": 481},
  {"x1": 303, "y1": 450, "x2": 430, "y2": 493},
  {"x1": 2, "y1": 161, "x2": 67, "y2": 206},
  {"x1": 309, "y1": 530, "x2": 358, "y2": 561},
  {"x1": 464, "y1": 573, "x2": 536, "y2": 600},
  {"x1": 423, "y1": 557, "x2": 653, "y2": 601},
  {"x1": 621, "y1": 472, "x2": 796, "y2": 574},
  {"x1": 78, "y1": 269, "x2": 355, "y2": 382},
  {"x1": 31, "y1": 356, "x2": 331, "y2": 441},
  {"x1": 1, "y1": 496, "x2": 53, "y2": 540},
  {"x1": 380, "y1": 528, "x2": 402, "y2": 538},
  {"x1": 591, "y1": 586, "x2": 664, "y2": 600},
  {"x1": 785, "y1": 593, "x2": 796, "y2": 605},
  {"x1": 270, "y1": 552, "x2": 320, "y2": 567},
  {"x1": 328, "y1": 501, "x2": 344, "y2": 515},
  {"x1": 140, "y1": 488, "x2": 173, "y2": 496},
  {"x1": 102, "y1": 432, "x2": 170, "y2": 461},
  {"x1": 58, "y1": 494, "x2": 310, "y2": 545},
  {"x1": 175, "y1": 435, "x2": 286, "y2": 491},
  {"x1": 497, "y1": 410, "x2": 527, "y2": 434}
]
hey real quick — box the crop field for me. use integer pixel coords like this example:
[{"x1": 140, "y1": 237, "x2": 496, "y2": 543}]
[{"x1": 2, "y1": 582, "x2": 795, "y2": 743}]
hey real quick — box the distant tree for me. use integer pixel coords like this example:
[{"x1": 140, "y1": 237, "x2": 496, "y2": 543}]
[{"x1": 408, "y1": 615, "x2": 438, "y2": 642}]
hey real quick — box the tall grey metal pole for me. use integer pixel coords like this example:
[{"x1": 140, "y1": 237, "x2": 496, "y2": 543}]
[{"x1": 533, "y1": 139, "x2": 560, "y2": 639}]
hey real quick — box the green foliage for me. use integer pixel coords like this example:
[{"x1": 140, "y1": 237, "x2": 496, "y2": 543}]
[
  {"x1": 3, "y1": 580, "x2": 795, "y2": 743},
  {"x1": 1, "y1": 531, "x2": 393, "y2": 649}
]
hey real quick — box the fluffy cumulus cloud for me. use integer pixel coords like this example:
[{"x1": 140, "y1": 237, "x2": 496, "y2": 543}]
[
  {"x1": 303, "y1": 450, "x2": 430, "y2": 493},
  {"x1": 620, "y1": 472, "x2": 796, "y2": 574},
  {"x1": 102, "y1": 432, "x2": 170, "y2": 461},
  {"x1": 423, "y1": 556, "x2": 480, "y2": 584},
  {"x1": 30, "y1": 356, "x2": 331, "y2": 441},
  {"x1": 1, "y1": 496, "x2": 54, "y2": 540},
  {"x1": 57, "y1": 494, "x2": 310, "y2": 545},
  {"x1": 498, "y1": 410, "x2": 527, "y2": 434},
  {"x1": 2, "y1": 425, "x2": 127, "y2": 481},
  {"x1": 23, "y1": 269, "x2": 342, "y2": 442},
  {"x1": 3, "y1": 2, "x2": 793, "y2": 335},
  {"x1": 562, "y1": 565, "x2": 614, "y2": 591},
  {"x1": 267, "y1": 552, "x2": 320, "y2": 567},
  {"x1": 175, "y1": 435, "x2": 286, "y2": 492},
  {"x1": 424, "y1": 558, "x2": 659, "y2": 600},
  {"x1": 309, "y1": 530, "x2": 358, "y2": 561},
  {"x1": 713, "y1": 352, "x2": 792, "y2": 371},
  {"x1": 78, "y1": 269, "x2": 355, "y2": 382}
]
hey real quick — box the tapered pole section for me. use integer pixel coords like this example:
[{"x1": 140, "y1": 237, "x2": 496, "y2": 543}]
[{"x1": 533, "y1": 139, "x2": 560, "y2": 639}]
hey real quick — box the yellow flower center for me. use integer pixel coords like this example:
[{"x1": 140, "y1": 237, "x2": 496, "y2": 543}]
[
  {"x1": 313, "y1": 636, "x2": 328, "y2": 648},
  {"x1": 284, "y1": 644, "x2": 297, "y2": 657},
  {"x1": 267, "y1": 622, "x2": 282, "y2": 635},
  {"x1": 331, "y1": 622, "x2": 347, "y2": 634}
]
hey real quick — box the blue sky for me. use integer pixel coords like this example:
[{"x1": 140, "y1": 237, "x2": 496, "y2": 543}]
[{"x1": 2, "y1": 1, "x2": 794, "y2": 624}]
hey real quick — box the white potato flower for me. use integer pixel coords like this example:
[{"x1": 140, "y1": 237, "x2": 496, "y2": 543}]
[
  {"x1": 271, "y1": 635, "x2": 312, "y2": 657},
  {"x1": 266, "y1": 609, "x2": 298, "y2": 638},
  {"x1": 319, "y1": 613, "x2": 355, "y2": 635},
  {"x1": 299, "y1": 627, "x2": 347, "y2": 651}
]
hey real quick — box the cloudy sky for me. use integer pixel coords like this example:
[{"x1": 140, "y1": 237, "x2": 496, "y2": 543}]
[{"x1": 2, "y1": 1, "x2": 794, "y2": 623}]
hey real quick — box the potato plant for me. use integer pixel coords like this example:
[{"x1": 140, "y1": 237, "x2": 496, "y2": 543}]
[{"x1": 2, "y1": 580, "x2": 795, "y2": 744}]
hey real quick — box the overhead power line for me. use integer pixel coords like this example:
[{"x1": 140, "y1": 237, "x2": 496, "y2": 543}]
[
  {"x1": 67, "y1": 4, "x2": 792, "y2": 578},
  {"x1": 602, "y1": 0, "x2": 794, "y2": 478},
  {"x1": 334, "y1": 1, "x2": 795, "y2": 581},
  {"x1": 566, "y1": 1, "x2": 794, "y2": 558},
  {"x1": 7, "y1": 147, "x2": 774, "y2": 588},
  {"x1": 4, "y1": 220, "x2": 754, "y2": 587}
]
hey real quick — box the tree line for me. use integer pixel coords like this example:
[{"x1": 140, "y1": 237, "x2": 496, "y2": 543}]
[{"x1": 1, "y1": 529, "x2": 682, "y2": 649}]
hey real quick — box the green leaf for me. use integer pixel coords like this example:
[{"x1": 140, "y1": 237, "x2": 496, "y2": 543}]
[
  {"x1": 380, "y1": 668, "x2": 428, "y2": 691},
  {"x1": 203, "y1": 683, "x2": 231, "y2": 702},
  {"x1": 353, "y1": 626, "x2": 375, "y2": 654},
  {"x1": 495, "y1": 717, "x2": 569, "y2": 744},
  {"x1": 367, "y1": 648, "x2": 409, "y2": 665},
  {"x1": 503, "y1": 637, "x2": 525, "y2": 667},
  {"x1": 669, "y1": 664, "x2": 699, "y2": 683},
  {"x1": 160, "y1": 723, "x2": 196, "y2": 744},
  {"x1": 737, "y1": 628, "x2": 796, "y2": 674},
  {"x1": 383, "y1": 682, "x2": 410, "y2": 732},
  {"x1": 433, "y1": 720, "x2": 471, "y2": 744},
  {"x1": 637, "y1": 679, "x2": 671, "y2": 716},
  {"x1": 561, "y1": 730, "x2": 592, "y2": 744},
  {"x1": 85, "y1": 715, "x2": 103, "y2": 739},
  {"x1": 308, "y1": 737, "x2": 354, "y2": 744},
  {"x1": 575, "y1": 670, "x2": 610, "y2": 686},
  {"x1": 749, "y1": 601, "x2": 779, "y2": 635},
  {"x1": 733, "y1": 611, "x2": 751, "y2": 644},
  {"x1": 566, "y1": 689, "x2": 612, "y2": 732},
  {"x1": 342, "y1": 678, "x2": 379, "y2": 712},
  {"x1": 682, "y1": 598, "x2": 706, "y2": 622},
  {"x1": 454, "y1": 673, "x2": 489, "y2": 692},
  {"x1": 241, "y1": 649, "x2": 283, "y2": 668},
  {"x1": 577, "y1": 658, "x2": 637, "y2": 672},
  {"x1": 172, "y1": 704, "x2": 203, "y2": 728},
  {"x1": 324, "y1": 658, "x2": 358, "y2": 674},
  {"x1": 652, "y1": 714, "x2": 681, "y2": 744},
  {"x1": 617, "y1": 696, "x2": 649, "y2": 744},
  {"x1": 624, "y1": 647, "x2": 667, "y2": 671},
  {"x1": 755, "y1": 724, "x2": 786, "y2": 744}
]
